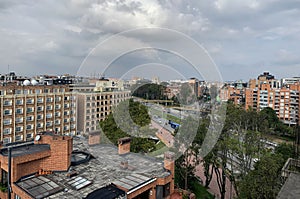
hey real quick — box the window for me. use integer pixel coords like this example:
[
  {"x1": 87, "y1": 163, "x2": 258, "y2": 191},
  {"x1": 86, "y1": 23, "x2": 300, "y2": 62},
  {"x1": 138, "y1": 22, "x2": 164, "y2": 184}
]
[
  {"x1": 46, "y1": 121, "x2": 52, "y2": 127},
  {"x1": 15, "y1": 90, "x2": 22, "y2": 94},
  {"x1": 55, "y1": 104, "x2": 61, "y2": 110},
  {"x1": 26, "y1": 133, "x2": 33, "y2": 139},
  {"x1": 55, "y1": 96, "x2": 61, "y2": 102},
  {"x1": 64, "y1": 118, "x2": 69, "y2": 123},
  {"x1": 46, "y1": 113, "x2": 52, "y2": 119},
  {"x1": 55, "y1": 112, "x2": 61, "y2": 117},
  {"x1": 26, "y1": 116, "x2": 34, "y2": 121},
  {"x1": 24, "y1": 89, "x2": 30, "y2": 94},
  {"x1": 46, "y1": 97, "x2": 53, "y2": 102},
  {"x1": 37, "y1": 106, "x2": 43, "y2": 112},
  {"x1": 4, "y1": 100, "x2": 12, "y2": 106},
  {"x1": 64, "y1": 96, "x2": 69, "y2": 101},
  {"x1": 64, "y1": 111, "x2": 69, "y2": 116},
  {"x1": 3, "y1": 138, "x2": 11, "y2": 144},
  {"x1": 37, "y1": 115, "x2": 43, "y2": 120},
  {"x1": 15, "y1": 194, "x2": 22, "y2": 199},
  {"x1": 15, "y1": 135, "x2": 23, "y2": 142},
  {"x1": 4, "y1": 119, "x2": 12, "y2": 125},
  {"x1": 37, "y1": 123, "x2": 43, "y2": 128},
  {"x1": 64, "y1": 126, "x2": 69, "y2": 131},
  {"x1": 16, "y1": 99, "x2": 23, "y2": 105},
  {"x1": 55, "y1": 120, "x2": 60, "y2": 125},
  {"x1": 35, "y1": 89, "x2": 42, "y2": 94},
  {"x1": 3, "y1": 128, "x2": 11, "y2": 135},
  {"x1": 16, "y1": 118, "x2": 23, "y2": 123},
  {"x1": 64, "y1": 103, "x2": 69, "y2": 108},
  {"x1": 16, "y1": 126, "x2": 23, "y2": 132},
  {"x1": 26, "y1": 124, "x2": 33, "y2": 130},
  {"x1": 37, "y1": 98, "x2": 43, "y2": 103},
  {"x1": 27, "y1": 107, "x2": 34, "y2": 113},
  {"x1": 26, "y1": 98, "x2": 34, "y2": 104},
  {"x1": 46, "y1": 105, "x2": 52, "y2": 110},
  {"x1": 4, "y1": 109, "x2": 12, "y2": 115}
]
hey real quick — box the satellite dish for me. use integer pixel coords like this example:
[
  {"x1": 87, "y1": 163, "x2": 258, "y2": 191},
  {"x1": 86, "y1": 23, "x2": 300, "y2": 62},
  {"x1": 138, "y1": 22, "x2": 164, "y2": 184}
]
[
  {"x1": 35, "y1": 135, "x2": 41, "y2": 141},
  {"x1": 31, "y1": 79, "x2": 38, "y2": 86},
  {"x1": 23, "y1": 80, "x2": 30, "y2": 86}
]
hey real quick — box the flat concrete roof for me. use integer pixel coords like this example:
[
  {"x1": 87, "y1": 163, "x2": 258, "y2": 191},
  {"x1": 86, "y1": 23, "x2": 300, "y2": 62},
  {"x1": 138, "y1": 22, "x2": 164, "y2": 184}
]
[
  {"x1": 277, "y1": 173, "x2": 300, "y2": 199},
  {"x1": 0, "y1": 144, "x2": 50, "y2": 157},
  {"x1": 16, "y1": 136, "x2": 170, "y2": 199}
]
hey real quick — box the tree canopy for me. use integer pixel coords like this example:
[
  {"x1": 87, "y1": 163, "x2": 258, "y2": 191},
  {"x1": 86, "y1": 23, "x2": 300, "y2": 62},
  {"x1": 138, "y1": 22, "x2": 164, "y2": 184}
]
[{"x1": 100, "y1": 99, "x2": 156, "y2": 153}]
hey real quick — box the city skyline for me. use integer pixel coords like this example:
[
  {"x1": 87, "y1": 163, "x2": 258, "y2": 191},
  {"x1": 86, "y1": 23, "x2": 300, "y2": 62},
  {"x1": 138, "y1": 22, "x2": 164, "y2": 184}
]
[{"x1": 0, "y1": 0, "x2": 299, "y2": 81}]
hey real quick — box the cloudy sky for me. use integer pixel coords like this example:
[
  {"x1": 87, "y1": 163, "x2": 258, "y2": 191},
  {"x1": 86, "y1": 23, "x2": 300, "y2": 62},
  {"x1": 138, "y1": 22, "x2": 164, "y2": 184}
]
[{"x1": 0, "y1": 0, "x2": 299, "y2": 81}]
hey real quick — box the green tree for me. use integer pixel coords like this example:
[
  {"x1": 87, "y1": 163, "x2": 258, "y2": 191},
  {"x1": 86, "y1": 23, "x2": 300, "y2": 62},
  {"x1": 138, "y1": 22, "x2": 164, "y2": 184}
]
[
  {"x1": 275, "y1": 143, "x2": 296, "y2": 161},
  {"x1": 131, "y1": 83, "x2": 167, "y2": 100},
  {"x1": 174, "y1": 117, "x2": 204, "y2": 190},
  {"x1": 100, "y1": 99, "x2": 156, "y2": 153},
  {"x1": 238, "y1": 153, "x2": 284, "y2": 199}
]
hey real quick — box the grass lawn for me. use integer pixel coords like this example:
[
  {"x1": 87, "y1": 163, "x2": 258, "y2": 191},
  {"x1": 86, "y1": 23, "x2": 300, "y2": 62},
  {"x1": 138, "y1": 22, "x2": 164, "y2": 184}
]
[
  {"x1": 264, "y1": 134, "x2": 294, "y2": 144},
  {"x1": 191, "y1": 182, "x2": 214, "y2": 199},
  {"x1": 166, "y1": 114, "x2": 181, "y2": 124},
  {"x1": 150, "y1": 141, "x2": 169, "y2": 157}
]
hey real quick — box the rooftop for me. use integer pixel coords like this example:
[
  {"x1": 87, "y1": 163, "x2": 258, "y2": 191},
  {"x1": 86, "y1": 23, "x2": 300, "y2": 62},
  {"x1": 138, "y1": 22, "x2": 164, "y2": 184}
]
[
  {"x1": 277, "y1": 173, "x2": 300, "y2": 199},
  {"x1": 0, "y1": 143, "x2": 50, "y2": 157},
  {"x1": 16, "y1": 136, "x2": 170, "y2": 199}
]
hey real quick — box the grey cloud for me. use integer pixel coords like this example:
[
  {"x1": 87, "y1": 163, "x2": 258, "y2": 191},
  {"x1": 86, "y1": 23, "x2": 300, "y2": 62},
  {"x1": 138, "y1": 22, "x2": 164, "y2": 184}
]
[{"x1": 0, "y1": 0, "x2": 299, "y2": 80}]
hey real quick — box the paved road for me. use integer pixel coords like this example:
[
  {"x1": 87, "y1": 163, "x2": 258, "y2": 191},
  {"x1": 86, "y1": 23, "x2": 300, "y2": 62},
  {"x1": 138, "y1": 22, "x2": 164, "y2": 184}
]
[
  {"x1": 195, "y1": 160, "x2": 237, "y2": 199},
  {"x1": 151, "y1": 119, "x2": 175, "y2": 147}
]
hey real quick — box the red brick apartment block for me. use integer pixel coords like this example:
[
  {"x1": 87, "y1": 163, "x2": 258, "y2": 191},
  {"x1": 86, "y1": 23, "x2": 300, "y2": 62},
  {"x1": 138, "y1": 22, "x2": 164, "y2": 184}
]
[{"x1": 0, "y1": 132, "x2": 72, "y2": 199}]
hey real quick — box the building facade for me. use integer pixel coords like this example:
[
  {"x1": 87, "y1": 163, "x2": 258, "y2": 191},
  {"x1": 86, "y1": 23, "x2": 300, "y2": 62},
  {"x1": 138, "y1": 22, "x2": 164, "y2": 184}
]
[
  {"x1": 76, "y1": 90, "x2": 131, "y2": 134},
  {"x1": 0, "y1": 83, "x2": 76, "y2": 144},
  {"x1": 72, "y1": 78, "x2": 131, "y2": 134}
]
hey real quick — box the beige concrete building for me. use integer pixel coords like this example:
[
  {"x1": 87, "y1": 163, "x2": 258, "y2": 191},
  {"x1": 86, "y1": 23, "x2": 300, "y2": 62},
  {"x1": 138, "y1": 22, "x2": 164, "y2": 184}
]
[
  {"x1": 73, "y1": 78, "x2": 131, "y2": 134},
  {"x1": 0, "y1": 83, "x2": 76, "y2": 144},
  {"x1": 76, "y1": 90, "x2": 131, "y2": 134}
]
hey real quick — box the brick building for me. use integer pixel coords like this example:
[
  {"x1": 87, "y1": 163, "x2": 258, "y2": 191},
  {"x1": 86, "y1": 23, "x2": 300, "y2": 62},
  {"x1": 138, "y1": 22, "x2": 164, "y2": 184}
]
[
  {"x1": 0, "y1": 132, "x2": 175, "y2": 199},
  {"x1": 245, "y1": 82, "x2": 300, "y2": 125},
  {"x1": 220, "y1": 72, "x2": 300, "y2": 126},
  {"x1": 0, "y1": 82, "x2": 76, "y2": 144}
]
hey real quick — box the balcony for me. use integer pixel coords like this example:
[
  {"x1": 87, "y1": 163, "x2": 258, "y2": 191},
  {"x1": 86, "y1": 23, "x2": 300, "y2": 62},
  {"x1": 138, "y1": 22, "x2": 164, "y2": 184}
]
[{"x1": 3, "y1": 101, "x2": 12, "y2": 106}]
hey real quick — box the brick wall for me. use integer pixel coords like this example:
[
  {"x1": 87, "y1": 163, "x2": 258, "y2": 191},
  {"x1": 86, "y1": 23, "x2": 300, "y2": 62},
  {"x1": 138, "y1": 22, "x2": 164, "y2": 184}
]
[
  {"x1": 118, "y1": 137, "x2": 131, "y2": 155},
  {"x1": 35, "y1": 134, "x2": 72, "y2": 171}
]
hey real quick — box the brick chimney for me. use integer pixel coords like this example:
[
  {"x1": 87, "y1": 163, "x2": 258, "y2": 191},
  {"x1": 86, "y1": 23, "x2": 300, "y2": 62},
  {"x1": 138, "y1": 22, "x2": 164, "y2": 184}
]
[
  {"x1": 164, "y1": 151, "x2": 175, "y2": 194},
  {"x1": 118, "y1": 137, "x2": 131, "y2": 155},
  {"x1": 89, "y1": 131, "x2": 101, "y2": 145}
]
